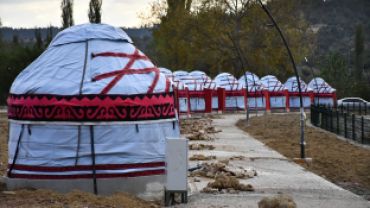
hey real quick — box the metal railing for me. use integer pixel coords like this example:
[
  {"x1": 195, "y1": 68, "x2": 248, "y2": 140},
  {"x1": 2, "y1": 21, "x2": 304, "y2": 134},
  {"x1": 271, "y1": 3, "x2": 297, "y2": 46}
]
[{"x1": 311, "y1": 104, "x2": 370, "y2": 145}]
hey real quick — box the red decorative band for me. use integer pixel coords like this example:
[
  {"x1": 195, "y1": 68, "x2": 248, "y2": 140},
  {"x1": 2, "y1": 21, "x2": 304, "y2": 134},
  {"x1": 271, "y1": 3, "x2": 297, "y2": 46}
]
[
  {"x1": 188, "y1": 91, "x2": 205, "y2": 98},
  {"x1": 225, "y1": 91, "x2": 245, "y2": 97},
  {"x1": 8, "y1": 162, "x2": 165, "y2": 172},
  {"x1": 212, "y1": 91, "x2": 218, "y2": 96},
  {"x1": 8, "y1": 169, "x2": 165, "y2": 180},
  {"x1": 289, "y1": 92, "x2": 311, "y2": 97},
  {"x1": 178, "y1": 91, "x2": 187, "y2": 97},
  {"x1": 268, "y1": 92, "x2": 287, "y2": 96},
  {"x1": 313, "y1": 93, "x2": 333, "y2": 98},
  {"x1": 7, "y1": 93, "x2": 175, "y2": 122},
  {"x1": 246, "y1": 92, "x2": 264, "y2": 98}
]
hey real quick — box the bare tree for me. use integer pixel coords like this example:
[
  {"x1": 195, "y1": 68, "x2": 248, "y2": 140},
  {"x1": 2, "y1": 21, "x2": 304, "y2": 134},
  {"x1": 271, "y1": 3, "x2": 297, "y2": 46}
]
[
  {"x1": 88, "y1": 0, "x2": 102, "y2": 24},
  {"x1": 0, "y1": 17, "x2": 2, "y2": 44},
  {"x1": 35, "y1": 27, "x2": 43, "y2": 48},
  {"x1": 61, "y1": 0, "x2": 74, "y2": 30}
]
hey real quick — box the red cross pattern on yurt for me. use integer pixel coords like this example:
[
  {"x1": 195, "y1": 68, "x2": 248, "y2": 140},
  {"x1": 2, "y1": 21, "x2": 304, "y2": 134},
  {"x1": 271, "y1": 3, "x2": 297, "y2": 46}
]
[
  {"x1": 91, "y1": 48, "x2": 170, "y2": 94},
  {"x1": 220, "y1": 77, "x2": 242, "y2": 90}
]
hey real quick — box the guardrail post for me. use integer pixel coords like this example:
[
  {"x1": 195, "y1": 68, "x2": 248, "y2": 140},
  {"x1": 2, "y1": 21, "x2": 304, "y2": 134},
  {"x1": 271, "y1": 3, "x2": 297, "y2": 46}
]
[
  {"x1": 336, "y1": 110, "x2": 339, "y2": 134},
  {"x1": 352, "y1": 114, "x2": 355, "y2": 140},
  {"x1": 361, "y1": 117, "x2": 364, "y2": 144},
  {"x1": 344, "y1": 113, "x2": 347, "y2": 138},
  {"x1": 353, "y1": 102, "x2": 355, "y2": 114},
  {"x1": 359, "y1": 102, "x2": 362, "y2": 115},
  {"x1": 365, "y1": 103, "x2": 367, "y2": 115}
]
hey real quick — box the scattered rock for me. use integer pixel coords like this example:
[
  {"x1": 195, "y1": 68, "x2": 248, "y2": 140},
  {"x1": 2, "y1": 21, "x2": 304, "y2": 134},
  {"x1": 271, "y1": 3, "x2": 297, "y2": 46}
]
[
  {"x1": 258, "y1": 194, "x2": 296, "y2": 208},
  {"x1": 189, "y1": 162, "x2": 256, "y2": 179},
  {"x1": 2, "y1": 191, "x2": 16, "y2": 195},
  {"x1": 189, "y1": 154, "x2": 217, "y2": 161},
  {"x1": 218, "y1": 159, "x2": 229, "y2": 165},
  {"x1": 180, "y1": 118, "x2": 221, "y2": 136},
  {"x1": 210, "y1": 189, "x2": 218, "y2": 195},
  {"x1": 207, "y1": 175, "x2": 255, "y2": 191},
  {"x1": 189, "y1": 143, "x2": 215, "y2": 150},
  {"x1": 220, "y1": 189, "x2": 228, "y2": 194},
  {"x1": 229, "y1": 190, "x2": 237, "y2": 194}
]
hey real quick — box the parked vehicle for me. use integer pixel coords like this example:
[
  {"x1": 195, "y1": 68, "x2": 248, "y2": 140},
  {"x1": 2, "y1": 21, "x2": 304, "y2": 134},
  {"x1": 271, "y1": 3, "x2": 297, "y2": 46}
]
[{"x1": 337, "y1": 97, "x2": 370, "y2": 109}]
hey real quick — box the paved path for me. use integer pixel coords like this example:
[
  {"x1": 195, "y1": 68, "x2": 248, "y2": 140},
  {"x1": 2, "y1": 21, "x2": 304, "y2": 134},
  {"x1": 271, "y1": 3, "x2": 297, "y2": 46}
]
[{"x1": 178, "y1": 114, "x2": 370, "y2": 208}]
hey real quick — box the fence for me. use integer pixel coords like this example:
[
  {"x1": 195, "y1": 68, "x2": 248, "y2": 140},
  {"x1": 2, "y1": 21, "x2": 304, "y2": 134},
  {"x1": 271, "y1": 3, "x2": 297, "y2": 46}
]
[{"x1": 311, "y1": 104, "x2": 370, "y2": 145}]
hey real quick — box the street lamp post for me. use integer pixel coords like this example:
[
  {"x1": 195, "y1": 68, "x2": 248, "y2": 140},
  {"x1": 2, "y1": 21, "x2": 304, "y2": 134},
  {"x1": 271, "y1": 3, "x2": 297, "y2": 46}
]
[{"x1": 257, "y1": 0, "x2": 310, "y2": 163}]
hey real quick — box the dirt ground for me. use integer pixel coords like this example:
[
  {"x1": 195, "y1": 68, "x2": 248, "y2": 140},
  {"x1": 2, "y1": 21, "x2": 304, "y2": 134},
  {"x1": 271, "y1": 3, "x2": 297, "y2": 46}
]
[
  {"x1": 236, "y1": 113, "x2": 370, "y2": 201},
  {"x1": 0, "y1": 113, "x2": 160, "y2": 207}
]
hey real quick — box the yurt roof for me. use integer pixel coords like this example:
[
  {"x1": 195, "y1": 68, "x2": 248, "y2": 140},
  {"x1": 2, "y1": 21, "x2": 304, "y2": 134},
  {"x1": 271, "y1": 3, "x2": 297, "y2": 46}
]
[
  {"x1": 173, "y1": 71, "x2": 202, "y2": 91},
  {"x1": 190, "y1": 71, "x2": 218, "y2": 90},
  {"x1": 260, "y1": 75, "x2": 277, "y2": 81},
  {"x1": 49, "y1": 23, "x2": 133, "y2": 47},
  {"x1": 10, "y1": 23, "x2": 170, "y2": 96},
  {"x1": 284, "y1": 76, "x2": 312, "y2": 92},
  {"x1": 214, "y1": 73, "x2": 243, "y2": 91},
  {"x1": 239, "y1": 72, "x2": 260, "y2": 81},
  {"x1": 260, "y1": 75, "x2": 287, "y2": 92},
  {"x1": 238, "y1": 74, "x2": 265, "y2": 92},
  {"x1": 308, "y1": 77, "x2": 336, "y2": 93},
  {"x1": 158, "y1": 68, "x2": 172, "y2": 76},
  {"x1": 173, "y1": 71, "x2": 189, "y2": 76}
]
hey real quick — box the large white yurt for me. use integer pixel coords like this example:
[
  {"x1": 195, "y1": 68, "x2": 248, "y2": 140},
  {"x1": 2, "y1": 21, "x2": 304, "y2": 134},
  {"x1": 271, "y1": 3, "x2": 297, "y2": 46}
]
[
  {"x1": 189, "y1": 71, "x2": 219, "y2": 110},
  {"x1": 284, "y1": 77, "x2": 313, "y2": 108},
  {"x1": 6, "y1": 24, "x2": 179, "y2": 199},
  {"x1": 238, "y1": 72, "x2": 267, "y2": 110},
  {"x1": 173, "y1": 71, "x2": 205, "y2": 112},
  {"x1": 308, "y1": 77, "x2": 337, "y2": 106},
  {"x1": 260, "y1": 75, "x2": 288, "y2": 110},
  {"x1": 159, "y1": 68, "x2": 190, "y2": 115},
  {"x1": 214, "y1": 73, "x2": 245, "y2": 110}
]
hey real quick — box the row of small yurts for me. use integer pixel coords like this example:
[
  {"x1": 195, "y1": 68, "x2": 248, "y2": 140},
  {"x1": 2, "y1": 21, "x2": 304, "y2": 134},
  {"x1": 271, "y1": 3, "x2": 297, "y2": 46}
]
[
  {"x1": 159, "y1": 68, "x2": 337, "y2": 116},
  {"x1": 3, "y1": 23, "x2": 336, "y2": 199}
]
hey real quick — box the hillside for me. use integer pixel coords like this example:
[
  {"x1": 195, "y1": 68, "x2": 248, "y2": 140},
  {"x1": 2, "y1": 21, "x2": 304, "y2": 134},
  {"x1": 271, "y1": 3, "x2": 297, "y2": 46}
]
[
  {"x1": 305, "y1": 0, "x2": 370, "y2": 67},
  {"x1": 1, "y1": 26, "x2": 152, "y2": 41}
]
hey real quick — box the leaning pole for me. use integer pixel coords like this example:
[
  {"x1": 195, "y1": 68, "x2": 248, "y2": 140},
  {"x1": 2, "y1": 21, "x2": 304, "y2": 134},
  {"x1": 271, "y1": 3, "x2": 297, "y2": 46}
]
[
  {"x1": 257, "y1": 0, "x2": 310, "y2": 163},
  {"x1": 227, "y1": 31, "x2": 250, "y2": 126}
]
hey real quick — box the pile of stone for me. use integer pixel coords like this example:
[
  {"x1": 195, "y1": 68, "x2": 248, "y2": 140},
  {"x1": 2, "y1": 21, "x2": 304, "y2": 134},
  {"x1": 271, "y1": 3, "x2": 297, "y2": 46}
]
[
  {"x1": 189, "y1": 154, "x2": 217, "y2": 161},
  {"x1": 185, "y1": 131, "x2": 214, "y2": 141},
  {"x1": 189, "y1": 161, "x2": 257, "y2": 179},
  {"x1": 201, "y1": 175, "x2": 255, "y2": 194},
  {"x1": 258, "y1": 194, "x2": 296, "y2": 208},
  {"x1": 188, "y1": 143, "x2": 215, "y2": 150},
  {"x1": 180, "y1": 119, "x2": 222, "y2": 134}
]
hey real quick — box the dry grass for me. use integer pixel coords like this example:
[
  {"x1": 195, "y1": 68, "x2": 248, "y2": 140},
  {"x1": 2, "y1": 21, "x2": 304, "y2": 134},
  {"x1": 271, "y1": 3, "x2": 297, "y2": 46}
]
[
  {"x1": 0, "y1": 113, "x2": 160, "y2": 207},
  {"x1": 236, "y1": 113, "x2": 370, "y2": 200}
]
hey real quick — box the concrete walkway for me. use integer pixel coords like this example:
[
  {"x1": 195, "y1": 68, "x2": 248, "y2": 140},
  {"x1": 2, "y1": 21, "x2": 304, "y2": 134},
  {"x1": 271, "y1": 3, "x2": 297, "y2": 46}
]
[{"x1": 179, "y1": 114, "x2": 370, "y2": 208}]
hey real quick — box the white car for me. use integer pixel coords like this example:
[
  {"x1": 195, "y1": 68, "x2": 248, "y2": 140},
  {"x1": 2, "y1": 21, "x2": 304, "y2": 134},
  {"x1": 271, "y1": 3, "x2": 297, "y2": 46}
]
[{"x1": 337, "y1": 97, "x2": 370, "y2": 109}]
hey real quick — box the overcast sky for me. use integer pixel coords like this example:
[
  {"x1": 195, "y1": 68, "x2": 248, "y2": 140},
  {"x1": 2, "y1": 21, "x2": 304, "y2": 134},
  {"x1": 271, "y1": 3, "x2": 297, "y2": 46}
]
[{"x1": 0, "y1": 0, "x2": 154, "y2": 28}]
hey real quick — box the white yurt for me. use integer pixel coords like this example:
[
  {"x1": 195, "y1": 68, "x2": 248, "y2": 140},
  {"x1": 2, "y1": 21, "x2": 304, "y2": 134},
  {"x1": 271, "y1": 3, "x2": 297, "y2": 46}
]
[
  {"x1": 238, "y1": 72, "x2": 267, "y2": 110},
  {"x1": 260, "y1": 75, "x2": 288, "y2": 110},
  {"x1": 6, "y1": 24, "x2": 179, "y2": 199},
  {"x1": 214, "y1": 73, "x2": 245, "y2": 110},
  {"x1": 308, "y1": 77, "x2": 336, "y2": 106},
  {"x1": 189, "y1": 71, "x2": 219, "y2": 110},
  {"x1": 173, "y1": 71, "x2": 205, "y2": 112},
  {"x1": 284, "y1": 77, "x2": 313, "y2": 108},
  {"x1": 159, "y1": 68, "x2": 190, "y2": 114}
]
